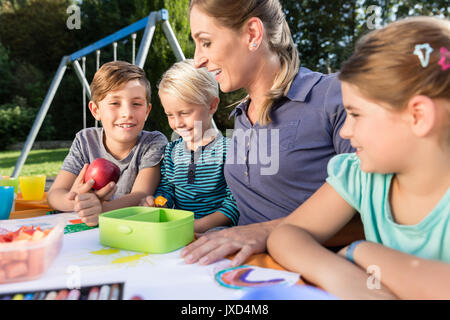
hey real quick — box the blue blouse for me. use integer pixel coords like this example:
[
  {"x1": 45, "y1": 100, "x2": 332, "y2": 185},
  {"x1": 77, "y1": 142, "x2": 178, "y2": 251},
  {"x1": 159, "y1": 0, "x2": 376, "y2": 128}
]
[{"x1": 224, "y1": 67, "x2": 354, "y2": 225}]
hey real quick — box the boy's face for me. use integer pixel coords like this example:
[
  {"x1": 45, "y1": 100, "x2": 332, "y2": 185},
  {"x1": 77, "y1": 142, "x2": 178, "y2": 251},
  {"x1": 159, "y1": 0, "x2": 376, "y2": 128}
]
[
  {"x1": 159, "y1": 91, "x2": 218, "y2": 145},
  {"x1": 339, "y1": 82, "x2": 414, "y2": 173},
  {"x1": 89, "y1": 79, "x2": 151, "y2": 148}
]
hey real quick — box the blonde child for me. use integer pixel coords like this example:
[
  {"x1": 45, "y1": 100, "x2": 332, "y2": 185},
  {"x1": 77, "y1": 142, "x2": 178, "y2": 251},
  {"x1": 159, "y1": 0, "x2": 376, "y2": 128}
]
[
  {"x1": 140, "y1": 59, "x2": 239, "y2": 233},
  {"x1": 48, "y1": 61, "x2": 168, "y2": 226},
  {"x1": 268, "y1": 17, "x2": 450, "y2": 299}
]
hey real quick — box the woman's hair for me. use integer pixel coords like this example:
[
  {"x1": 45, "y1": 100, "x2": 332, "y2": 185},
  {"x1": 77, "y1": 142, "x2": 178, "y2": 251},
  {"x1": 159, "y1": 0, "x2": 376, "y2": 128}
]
[
  {"x1": 339, "y1": 16, "x2": 450, "y2": 110},
  {"x1": 189, "y1": 0, "x2": 300, "y2": 126},
  {"x1": 158, "y1": 59, "x2": 218, "y2": 106},
  {"x1": 90, "y1": 60, "x2": 151, "y2": 104}
]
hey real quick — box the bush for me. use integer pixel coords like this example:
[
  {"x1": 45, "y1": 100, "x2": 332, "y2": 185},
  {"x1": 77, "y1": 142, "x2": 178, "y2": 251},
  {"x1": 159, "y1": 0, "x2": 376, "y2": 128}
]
[{"x1": 0, "y1": 104, "x2": 55, "y2": 150}]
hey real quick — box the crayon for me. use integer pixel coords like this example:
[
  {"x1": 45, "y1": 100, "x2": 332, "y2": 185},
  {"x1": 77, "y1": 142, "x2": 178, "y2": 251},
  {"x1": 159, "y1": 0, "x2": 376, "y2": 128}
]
[
  {"x1": 87, "y1": 287, "x2": 99, "y2": 300},
  {"x1": 24, "y1": 293, "x2": 34, "y2": 300},
  {"x1": 12, "y1": 294, "x2": 24, "y2": 300},
  {"x1": 67, "y1": 289, "x2": 81, "y2": 300},
  {"x1": 44, "y1": 291, "x2": 57, "y2": 300},
  {"x1": 109, "y1": 284, "x2": 120, "y2": 300},
  {"x1": 56, "y1": 290, "x2": 69, "y2": 300},
  {"x1": 33, "y1": 292, "x2": 47, "y2": 300},
  {"x1": 98, "y1": 285, "x2": 110, "y2": 300}
]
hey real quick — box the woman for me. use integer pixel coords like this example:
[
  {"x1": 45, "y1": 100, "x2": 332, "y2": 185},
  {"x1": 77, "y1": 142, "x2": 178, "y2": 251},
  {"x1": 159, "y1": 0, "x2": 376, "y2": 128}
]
[{"x1": 181, "y1": 0, "x2": 355, "y2": 267}]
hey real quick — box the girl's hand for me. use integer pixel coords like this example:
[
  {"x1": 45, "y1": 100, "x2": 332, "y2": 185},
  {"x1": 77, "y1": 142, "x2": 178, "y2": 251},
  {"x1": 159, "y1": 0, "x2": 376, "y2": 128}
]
[
  {"x1": 74, "y1": 193, "x2": 103, "y2": 226},
  {"x1": 337, "y1": 245, "x2": 349, "y2": 257}
]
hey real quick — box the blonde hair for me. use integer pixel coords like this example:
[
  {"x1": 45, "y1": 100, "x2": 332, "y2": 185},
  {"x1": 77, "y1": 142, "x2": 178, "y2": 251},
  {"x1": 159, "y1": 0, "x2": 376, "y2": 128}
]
[
  {"x1": 189, "y1": 0, "x2": 300, "y2": 126},
  {"x1": 158, "y1": 59, "x2": 218, "y2": 106},
  {"x1": 90, "y1": 61, "x2": 151, "y2": 104},
  {"x1": 339, "y1": 17, "x2": 450, "y2": 110}
]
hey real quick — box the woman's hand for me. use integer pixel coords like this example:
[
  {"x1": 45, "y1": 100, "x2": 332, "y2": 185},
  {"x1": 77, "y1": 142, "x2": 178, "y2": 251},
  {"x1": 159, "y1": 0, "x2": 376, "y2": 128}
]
[{"x1": 181, "y1": 221, "x2": 278, "y2": 267}]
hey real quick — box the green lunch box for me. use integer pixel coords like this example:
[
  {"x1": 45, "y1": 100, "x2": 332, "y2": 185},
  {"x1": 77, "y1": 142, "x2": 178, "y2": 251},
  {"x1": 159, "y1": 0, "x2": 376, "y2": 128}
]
[{"x1": 99, "y1": 207, "x2": 194, "y2": 254}]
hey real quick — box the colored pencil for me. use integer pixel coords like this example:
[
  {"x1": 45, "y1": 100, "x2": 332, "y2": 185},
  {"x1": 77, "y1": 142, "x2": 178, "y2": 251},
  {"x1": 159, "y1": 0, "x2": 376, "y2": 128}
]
[
  {"x1": 23, "y1": 293, "x2": 34, "y2": 300},
  {"x1": 109, "y1": 284, "x2": 120, "y2": 300},
  {"x1": 34, "y1": 292, "x2": 47, "y2": 300},
  {"x1": 56, "y1": 289, "x2": 69, "y2": 300},
  {"x1": 45, "y1": 291, "x2": 57, "y2": 300},
  {"x1": 67, "y1": 289, "x2": 81, "y2": 300},
  {"x1": 98, "y1": 285, "x2": 110, "y2": 300},
  {"x1": 87, "y1": 287, "x2": 99, "y2": 300}
]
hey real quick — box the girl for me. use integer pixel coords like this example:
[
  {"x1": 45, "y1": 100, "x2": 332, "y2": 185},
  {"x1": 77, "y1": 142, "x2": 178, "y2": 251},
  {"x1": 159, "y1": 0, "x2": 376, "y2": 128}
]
[{"x1": 268, "y1": 17, "x2": 450, "y2": 299}]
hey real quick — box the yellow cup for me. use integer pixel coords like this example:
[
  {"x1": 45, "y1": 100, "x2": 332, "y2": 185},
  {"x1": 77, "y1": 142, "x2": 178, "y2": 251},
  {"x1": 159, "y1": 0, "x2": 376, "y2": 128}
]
[{"x1": 19, "y1": 175, "x2": 46, "y2": 200}]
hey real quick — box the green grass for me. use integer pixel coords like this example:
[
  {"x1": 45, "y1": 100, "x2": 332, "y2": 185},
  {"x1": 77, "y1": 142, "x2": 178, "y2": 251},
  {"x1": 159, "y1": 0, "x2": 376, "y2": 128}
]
[{"x1": 0, "y1": 148, "x2": 69, "y2": 177}]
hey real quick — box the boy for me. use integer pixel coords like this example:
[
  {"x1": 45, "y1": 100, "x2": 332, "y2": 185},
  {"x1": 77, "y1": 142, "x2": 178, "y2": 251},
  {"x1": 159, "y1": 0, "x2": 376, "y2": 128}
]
[
  {"x1": 140, "y1": 59, "x2": 239, "y2": 233},
  {"x1": 48, "y1": 61, "x2": 168, "y2": 226}
]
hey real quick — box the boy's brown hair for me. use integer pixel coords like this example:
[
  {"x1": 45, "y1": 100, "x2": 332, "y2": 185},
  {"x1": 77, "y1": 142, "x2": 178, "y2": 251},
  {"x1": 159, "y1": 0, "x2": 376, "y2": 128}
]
[
  {"x1": 339, "y1": 16, "x2": 450, "y2": 111},
  {"x1": 90, "y1": 61, "x2": 151, "y2": 104}
]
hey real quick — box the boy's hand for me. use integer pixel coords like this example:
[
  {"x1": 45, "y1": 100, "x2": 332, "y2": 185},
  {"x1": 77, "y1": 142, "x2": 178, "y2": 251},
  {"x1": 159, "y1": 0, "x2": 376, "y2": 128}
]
[
  {"x1": 139, "y1": 195, "x2": 156, "y2": 207},
  {"x1": 74, "y1": 193, "x2": 102, "y2": 226},
  {"x1": 70, "y1": 164, "x2": 117, "y2": 201},
  {"x1": 70, "y1": 164, "x2": 95, "y2": 195},
  {"x1": 94, "y1": 182, "x2": 117, "y2": 201}
]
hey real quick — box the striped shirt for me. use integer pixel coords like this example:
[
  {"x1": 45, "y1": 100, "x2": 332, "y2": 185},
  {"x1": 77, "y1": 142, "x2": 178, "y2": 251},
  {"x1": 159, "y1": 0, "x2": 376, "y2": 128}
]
[{"x1": 155, "y1": 133, "x2": 239, "y2": 225}]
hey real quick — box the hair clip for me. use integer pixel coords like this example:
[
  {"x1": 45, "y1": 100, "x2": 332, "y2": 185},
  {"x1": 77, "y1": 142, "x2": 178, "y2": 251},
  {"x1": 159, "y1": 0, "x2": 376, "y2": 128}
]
[
  {"x1": 413, "y1": 43, "x2": 433, "y2": 68},
  {"x1": 438, "y1": 47, "x2": 450, "y2": 71}
]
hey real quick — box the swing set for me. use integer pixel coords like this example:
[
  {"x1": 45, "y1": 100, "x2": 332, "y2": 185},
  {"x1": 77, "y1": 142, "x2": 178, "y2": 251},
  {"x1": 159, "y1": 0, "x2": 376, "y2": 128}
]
[{"x1": 11, "y1": 9, "x2": 215, "y2": 178}]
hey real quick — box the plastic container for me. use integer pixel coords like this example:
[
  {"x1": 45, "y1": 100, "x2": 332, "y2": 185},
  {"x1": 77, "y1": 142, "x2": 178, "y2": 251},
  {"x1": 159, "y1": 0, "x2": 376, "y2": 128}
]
[
  {"x1": 0, "y1": 216, "x2": 65, "y2": 284},
  {"x1": 99, "y1": 207, "x2": 194, "y2": 254}
]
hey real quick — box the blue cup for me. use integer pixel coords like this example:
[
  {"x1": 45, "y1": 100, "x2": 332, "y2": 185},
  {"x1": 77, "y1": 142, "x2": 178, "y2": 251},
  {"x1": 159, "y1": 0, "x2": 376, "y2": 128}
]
[{"x1": 0, "y1": 186, "x2": 14, "y2": 220}]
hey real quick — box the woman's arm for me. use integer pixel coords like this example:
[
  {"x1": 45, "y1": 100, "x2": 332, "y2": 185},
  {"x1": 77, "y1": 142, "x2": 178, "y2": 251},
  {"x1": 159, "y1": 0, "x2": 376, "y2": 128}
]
[{"x1": 341, "y1": 241, "x2": 450, "y2": 299}]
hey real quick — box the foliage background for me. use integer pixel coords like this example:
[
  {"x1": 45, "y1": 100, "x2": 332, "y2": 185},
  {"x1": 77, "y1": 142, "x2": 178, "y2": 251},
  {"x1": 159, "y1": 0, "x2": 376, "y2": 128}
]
[{"x1": 0, "y1": 0, "x2": 448, "y2": 149}]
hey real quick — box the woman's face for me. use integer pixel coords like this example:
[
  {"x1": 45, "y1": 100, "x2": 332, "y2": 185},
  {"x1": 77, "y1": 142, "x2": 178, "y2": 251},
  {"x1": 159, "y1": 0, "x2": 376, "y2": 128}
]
[{"x1": 190, "y1": 5, "x2": 257, "y2": 93}]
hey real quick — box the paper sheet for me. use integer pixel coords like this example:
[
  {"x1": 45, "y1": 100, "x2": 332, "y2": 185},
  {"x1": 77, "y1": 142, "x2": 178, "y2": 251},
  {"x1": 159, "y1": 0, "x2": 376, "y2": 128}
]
[{"x1": 0, "y1": 215, "x2": 301, "y2": 299}]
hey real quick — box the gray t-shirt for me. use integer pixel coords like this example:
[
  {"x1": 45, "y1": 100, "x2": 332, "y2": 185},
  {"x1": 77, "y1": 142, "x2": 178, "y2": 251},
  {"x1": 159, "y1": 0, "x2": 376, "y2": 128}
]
[{"x1": 61, "y1": 127, "x2": 168, "y2": 198}]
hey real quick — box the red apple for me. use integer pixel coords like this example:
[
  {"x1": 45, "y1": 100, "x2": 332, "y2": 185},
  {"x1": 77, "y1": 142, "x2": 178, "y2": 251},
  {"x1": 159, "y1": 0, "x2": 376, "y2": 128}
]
[{"x1": 84, "y1": 158, "x2": 120, "y2": 190}]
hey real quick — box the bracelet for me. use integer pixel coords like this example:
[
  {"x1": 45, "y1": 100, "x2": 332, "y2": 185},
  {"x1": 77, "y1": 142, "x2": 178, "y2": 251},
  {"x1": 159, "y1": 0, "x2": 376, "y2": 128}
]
[{"x1": 346, "y1": 240, "x2": 365, "y2": 263}]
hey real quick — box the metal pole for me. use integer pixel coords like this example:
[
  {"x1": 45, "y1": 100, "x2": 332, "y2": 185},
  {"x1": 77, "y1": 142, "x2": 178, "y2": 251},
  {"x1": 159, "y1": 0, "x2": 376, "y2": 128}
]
[
  {"x1": 131, "y1": 33, "x2": 137, "y2": 65},
  {"x1": 82, "y1": 57, "x2": 87, "y2": 129},
  {"x1": 161, "y1": 20, "x2": 185, "y2": 62},
  {"x1": 113, "y1": 42, "x2": 118, "y2": 61},
  {"x1": 95, "y1": 50, "x2": 100, "y2": 128},
  {"x1": 12, "y1": 56, "x2": 70, "y2": 178},
  {"x1": 73, "y1": 60, "x2": 92, "y2": 100},
  {"x1": 135, "y1": 11, "x2": 159, "y2": 68}
]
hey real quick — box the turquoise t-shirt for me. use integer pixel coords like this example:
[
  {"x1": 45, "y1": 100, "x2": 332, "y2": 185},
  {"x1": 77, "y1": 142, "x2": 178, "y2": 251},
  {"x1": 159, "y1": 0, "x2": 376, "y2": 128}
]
[{"x1": 326, "y1": 153, "x2": 450, "y2": 262}]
